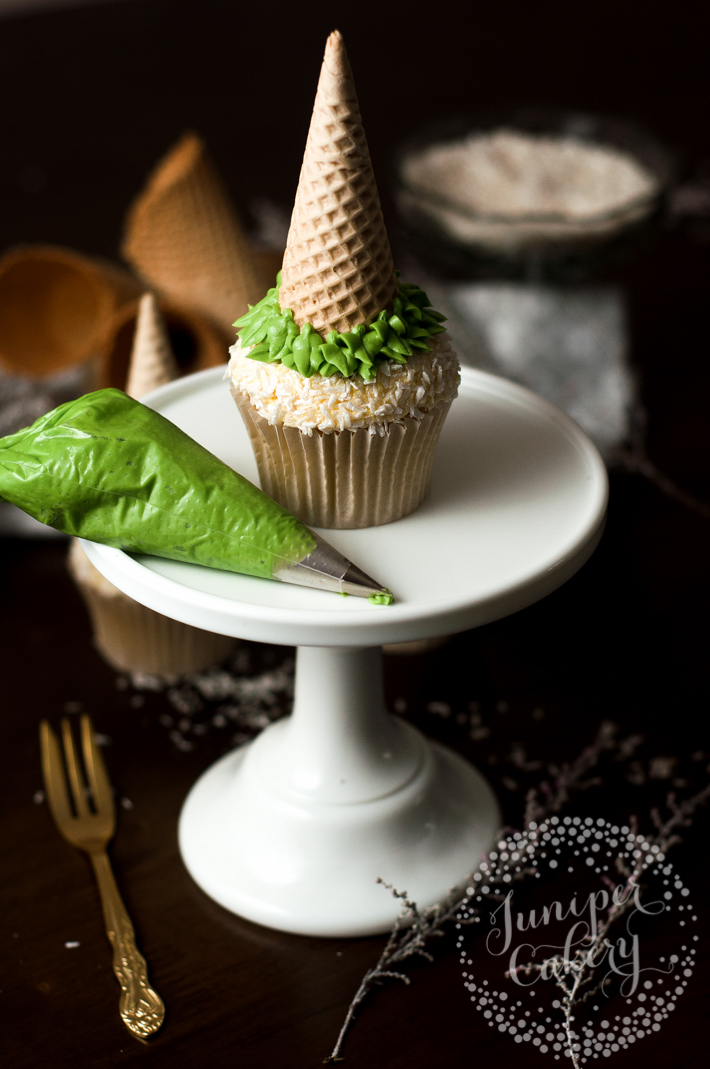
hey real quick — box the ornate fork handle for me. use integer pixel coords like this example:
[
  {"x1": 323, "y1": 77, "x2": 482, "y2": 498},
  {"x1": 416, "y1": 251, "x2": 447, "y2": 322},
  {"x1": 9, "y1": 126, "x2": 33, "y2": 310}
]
[{"x1": 90, "y1": 851, "x2": 165, "y2": 1037}]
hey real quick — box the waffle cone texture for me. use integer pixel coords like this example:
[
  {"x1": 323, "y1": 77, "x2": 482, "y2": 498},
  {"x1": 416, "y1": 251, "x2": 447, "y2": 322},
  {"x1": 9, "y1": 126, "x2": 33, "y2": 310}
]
[
  {"x1": 232, "y1": 386, "x2": 450, "y2": 529},
  {"x1": 123, "y1": 133, "x2": 263, "y2": 333},
  {"x1": 125, "y1": 292, "x2": 179, "y2": 399},
  {"x1": 68, "y1": 541, "x2": 236, "y2": 677},
  {"x1": 279, "y1": 31, "x2": 397, "y2": 336}
]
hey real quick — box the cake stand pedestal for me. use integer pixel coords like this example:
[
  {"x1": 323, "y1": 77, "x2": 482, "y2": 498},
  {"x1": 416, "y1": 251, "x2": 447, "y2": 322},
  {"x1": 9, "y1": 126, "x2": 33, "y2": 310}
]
[{"x1": 83, "y1": 366, "x2": 607, "y2": 937}]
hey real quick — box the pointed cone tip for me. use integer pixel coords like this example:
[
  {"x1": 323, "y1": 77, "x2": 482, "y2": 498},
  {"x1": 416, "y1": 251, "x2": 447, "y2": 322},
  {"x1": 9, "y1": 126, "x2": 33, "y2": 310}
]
[
  {"x1": 125, "y1": 293, "x2": 179, "y2": 400},
  {"x1": 279, "y1": 28, "x2": 397, "y2": 335}
]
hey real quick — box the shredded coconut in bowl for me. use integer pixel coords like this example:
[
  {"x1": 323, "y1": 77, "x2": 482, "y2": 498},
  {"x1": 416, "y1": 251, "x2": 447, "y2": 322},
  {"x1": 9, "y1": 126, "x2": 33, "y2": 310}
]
[
  {"x1": 227, "y1": 333, "x2": 460, "y2": 435},
  {"x1": 403, "y1": 130, "x2": 659, "y2": 221},
  {"x1": 400, "y1": 129, "x2": 661, "y2": 250}
]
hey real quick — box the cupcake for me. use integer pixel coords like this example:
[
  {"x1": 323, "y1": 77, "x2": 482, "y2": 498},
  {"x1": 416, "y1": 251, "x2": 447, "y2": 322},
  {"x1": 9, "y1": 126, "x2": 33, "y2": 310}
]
[
  {"x1": 228, "y1": 31, "x2": 459, "y2": 529},
  {"x1": 68, "y1": 293, "x2": 238, "y2": 677}
]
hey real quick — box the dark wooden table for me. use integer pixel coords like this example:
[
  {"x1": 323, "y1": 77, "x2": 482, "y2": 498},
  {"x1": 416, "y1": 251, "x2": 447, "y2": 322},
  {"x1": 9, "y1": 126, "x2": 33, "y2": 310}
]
[{"x1": 1, "y1": 2, "x2": 709, "y2": 1066}]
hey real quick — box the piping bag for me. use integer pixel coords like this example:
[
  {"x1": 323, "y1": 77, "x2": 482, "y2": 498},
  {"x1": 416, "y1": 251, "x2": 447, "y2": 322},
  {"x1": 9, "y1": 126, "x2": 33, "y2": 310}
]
[{"x1": 0, "y1": 389, "x2": 393, "y2": 603}]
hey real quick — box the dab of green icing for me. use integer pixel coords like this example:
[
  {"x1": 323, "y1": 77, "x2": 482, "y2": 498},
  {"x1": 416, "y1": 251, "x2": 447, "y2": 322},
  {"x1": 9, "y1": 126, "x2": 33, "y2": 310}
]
[
  {"x1": 234, "y1": 273, "x2": 446, "y2": 382},
  {"x1": 0, "y1": 389, "x2": 316, "y2": 579},
  {"x1": 368, "y1": 590, "x2": 395, "y2": 606}
]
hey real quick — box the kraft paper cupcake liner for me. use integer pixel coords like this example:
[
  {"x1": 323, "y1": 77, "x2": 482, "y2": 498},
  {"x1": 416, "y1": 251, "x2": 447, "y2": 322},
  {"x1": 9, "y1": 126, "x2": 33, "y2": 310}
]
[
  {"x1": 68, "y1": 540, "x2": 236, "y2": 677},
  {"x1": 232, "y1": 386, "x2": 450, "y2": 529}
]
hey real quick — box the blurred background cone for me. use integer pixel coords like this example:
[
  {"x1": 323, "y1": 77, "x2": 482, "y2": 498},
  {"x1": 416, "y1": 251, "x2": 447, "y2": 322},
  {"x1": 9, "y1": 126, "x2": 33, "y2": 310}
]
[
  {"x1": 98, "y1": 295, "x2": 228, "y2": 392},
  {"x1": 125, "y1": 292, "x2": 178, "y2": 399},
  {"x1": 122, "y1": 132, "x2": 267, "y2": 334},
  {"x1": 68, "y1": 293, "x2": 238, "y2": 678},
  {"x1": 0, "y1": 244, "x2": 141, "y2": 380}
]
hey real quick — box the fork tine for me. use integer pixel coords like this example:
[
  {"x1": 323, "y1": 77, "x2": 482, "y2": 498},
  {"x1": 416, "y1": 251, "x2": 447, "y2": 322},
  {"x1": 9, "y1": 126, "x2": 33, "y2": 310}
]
[
  {"x1": 61, "y1": 718, "x2": 90, "y2": 818},
  {"x1": 40, "y1": 721, "x2": 74, "y2": 830},
  {"x1": 80, "y1": 715, "x2": 115, "y2": 820}
]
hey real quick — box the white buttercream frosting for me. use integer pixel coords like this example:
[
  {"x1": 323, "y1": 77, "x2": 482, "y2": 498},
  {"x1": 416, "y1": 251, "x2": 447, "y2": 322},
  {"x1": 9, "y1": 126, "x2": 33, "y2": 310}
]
[{"x1": 227, "y1": 333, "x2": 460, "y2": 435}]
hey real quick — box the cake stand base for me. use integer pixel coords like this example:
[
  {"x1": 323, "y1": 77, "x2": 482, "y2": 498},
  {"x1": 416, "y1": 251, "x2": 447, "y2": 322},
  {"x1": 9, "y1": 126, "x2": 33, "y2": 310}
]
[{"x1": 179, "y1": 646, "x2": 500, "y2": 937}]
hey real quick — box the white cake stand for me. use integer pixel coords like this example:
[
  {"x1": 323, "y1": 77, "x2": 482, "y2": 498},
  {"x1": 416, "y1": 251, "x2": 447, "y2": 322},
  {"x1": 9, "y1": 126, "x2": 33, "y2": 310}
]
[{"x1": 83, "y1": 366, "x2": 607, "y2": 937}]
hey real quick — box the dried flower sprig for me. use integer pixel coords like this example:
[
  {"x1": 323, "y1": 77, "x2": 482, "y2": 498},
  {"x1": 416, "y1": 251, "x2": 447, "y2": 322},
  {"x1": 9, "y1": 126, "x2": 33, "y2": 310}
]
[{"x1": 325, "y1": 721, "x2": 623, "y2": 1063}]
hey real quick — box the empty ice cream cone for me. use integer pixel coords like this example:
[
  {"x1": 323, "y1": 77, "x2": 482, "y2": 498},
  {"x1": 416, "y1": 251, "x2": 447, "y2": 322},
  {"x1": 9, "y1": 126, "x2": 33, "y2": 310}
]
[
  {"x1": 279, "y1": 30, "x2": 398, "y2": 336},
  {"x1": 122, "y1": 133, "x2": 263, "y2": 333},
  {"x1": 0, "y1": 245, "x2": 141, "y2": 378},
  {"x1": 100, "y1": 297, "x2": 228, "y2": 392},
  {"x1": 125, "y1": 293, "x2": 179, "y2": 399}
]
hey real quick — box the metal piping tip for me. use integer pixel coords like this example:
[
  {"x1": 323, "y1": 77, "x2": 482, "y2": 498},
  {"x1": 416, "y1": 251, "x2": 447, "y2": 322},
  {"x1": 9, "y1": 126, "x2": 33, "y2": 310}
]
[{"x1": 274, "y1": 533, "x2": 391, "y2": 600}]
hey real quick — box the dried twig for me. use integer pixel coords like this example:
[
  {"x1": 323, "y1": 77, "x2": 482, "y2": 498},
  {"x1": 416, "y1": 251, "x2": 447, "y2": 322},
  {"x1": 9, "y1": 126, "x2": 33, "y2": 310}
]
[
  {"x1": 508, "y1": 784, "x2": 710, "y2": 1068},
  {"x1": 325, "y1": 721, "x2": 621, "y2": 1063},
  {"x1": 612, "y1": 400, "x2": 710, "y2": 520}
]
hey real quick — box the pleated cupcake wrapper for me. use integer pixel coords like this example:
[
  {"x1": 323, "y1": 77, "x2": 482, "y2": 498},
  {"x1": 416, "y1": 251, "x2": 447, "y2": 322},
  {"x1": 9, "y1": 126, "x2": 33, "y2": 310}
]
[
  {"x1": 69, "y1": 544, "x2": 236, "y2": 677},
  {"x1": 232, "y1": 386, "x2": 450, "y2": 529}
]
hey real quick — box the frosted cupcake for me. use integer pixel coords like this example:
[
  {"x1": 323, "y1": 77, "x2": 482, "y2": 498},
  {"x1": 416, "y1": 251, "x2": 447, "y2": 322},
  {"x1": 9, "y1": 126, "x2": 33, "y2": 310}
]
[{"x1": 228, "y1": 31, "x2": 459, "y2": 529}]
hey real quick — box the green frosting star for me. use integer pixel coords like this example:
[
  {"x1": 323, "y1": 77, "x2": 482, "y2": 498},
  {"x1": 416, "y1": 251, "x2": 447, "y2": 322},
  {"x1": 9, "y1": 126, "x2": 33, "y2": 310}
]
[{"x1": 234, "y1": 274, "x2": 446, "y2": 382}]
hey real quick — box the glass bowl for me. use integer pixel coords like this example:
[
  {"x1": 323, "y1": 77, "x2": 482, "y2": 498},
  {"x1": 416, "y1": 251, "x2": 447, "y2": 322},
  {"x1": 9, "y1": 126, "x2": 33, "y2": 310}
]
[{"x1": 392, "y1": 109, "x2": 676, "y2": 281}]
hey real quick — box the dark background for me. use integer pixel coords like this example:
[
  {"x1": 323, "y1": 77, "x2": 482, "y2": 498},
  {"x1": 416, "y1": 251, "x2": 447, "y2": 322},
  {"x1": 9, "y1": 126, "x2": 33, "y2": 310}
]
[
  {"x1": 1, "y1": 1, "x2": 709, "y2": 1067},
  {"x1": 1, "y1": 0, "x2": 709, "y2": 257}
]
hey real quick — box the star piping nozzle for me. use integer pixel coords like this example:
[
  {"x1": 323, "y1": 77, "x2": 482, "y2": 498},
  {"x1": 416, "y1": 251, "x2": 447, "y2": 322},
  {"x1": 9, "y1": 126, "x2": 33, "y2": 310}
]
[{"x1": 274, "y1": 532, "x2": 391, "y2": 600}]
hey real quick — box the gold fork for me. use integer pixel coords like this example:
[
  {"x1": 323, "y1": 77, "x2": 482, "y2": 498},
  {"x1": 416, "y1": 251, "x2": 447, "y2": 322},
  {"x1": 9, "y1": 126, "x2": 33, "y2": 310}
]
[{"x1": 40, "y1": 714, "x2": 165, "y2": 1038}]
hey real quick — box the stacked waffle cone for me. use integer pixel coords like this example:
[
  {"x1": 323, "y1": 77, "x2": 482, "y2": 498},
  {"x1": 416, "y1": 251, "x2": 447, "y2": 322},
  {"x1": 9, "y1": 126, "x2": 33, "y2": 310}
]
[
  {"x1": 279, "y1": 31, "x2": 397, "y2": 336},
  {"x1": 123, "y1": 133, "x2": 264, "y2": 333},
  {"x1": 69, "y1": 296, "x2": 237, "y2": 677},
  {"x1": 231, "y1": 31, "x2": 456, "y2": 530}
]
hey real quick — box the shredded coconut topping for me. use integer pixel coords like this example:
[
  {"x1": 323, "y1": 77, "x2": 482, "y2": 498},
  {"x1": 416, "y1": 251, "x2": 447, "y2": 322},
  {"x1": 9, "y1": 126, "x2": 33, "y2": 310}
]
[{"x1": 227, "y1": 334, "x2": 460, "y2": 434}]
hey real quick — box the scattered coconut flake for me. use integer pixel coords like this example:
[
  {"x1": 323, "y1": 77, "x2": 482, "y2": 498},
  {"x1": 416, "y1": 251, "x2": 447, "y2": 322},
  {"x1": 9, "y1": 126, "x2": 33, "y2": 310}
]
[{"x1": 228, "y1": 333, "x2": 459, "y2": 433}]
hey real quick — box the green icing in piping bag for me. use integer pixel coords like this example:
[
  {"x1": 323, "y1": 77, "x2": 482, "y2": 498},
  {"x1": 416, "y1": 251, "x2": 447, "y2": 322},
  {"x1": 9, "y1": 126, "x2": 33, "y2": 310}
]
[{"x1": 0, "y1": 389, "x2": 394, "y2": 604}]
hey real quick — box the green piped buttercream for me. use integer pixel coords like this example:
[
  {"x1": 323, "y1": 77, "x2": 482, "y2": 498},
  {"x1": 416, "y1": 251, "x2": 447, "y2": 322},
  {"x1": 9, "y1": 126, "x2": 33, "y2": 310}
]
[
  {"x1": 234, "y1": 274, "x2": 446, "y2": 382},
  {"x1": 368, "y1": 589, "x2": 394, "y2": 606}
]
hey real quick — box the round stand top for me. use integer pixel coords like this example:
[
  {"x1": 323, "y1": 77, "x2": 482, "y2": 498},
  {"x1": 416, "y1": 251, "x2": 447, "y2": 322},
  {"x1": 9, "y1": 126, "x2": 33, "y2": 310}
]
[{"x1": 83, "y1": 366, "x2": 607, "y2": 647}]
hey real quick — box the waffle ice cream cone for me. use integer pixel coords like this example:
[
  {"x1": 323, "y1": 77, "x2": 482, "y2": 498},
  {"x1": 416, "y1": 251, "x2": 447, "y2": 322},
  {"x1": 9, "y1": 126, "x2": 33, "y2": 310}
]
[
  {"x1": 125, "y1": 293, "x2": 179, "y2": 399},
  {"x1": 230, "y1": 31, "x2": 458, "y2": 530},
  {"x1": 122, "y1": 134, "x2": 263, "y2": 333},
  {"x1": 100, "y1": 298, "x2": 228, "y2": 392},
  {"x1": 0, "y1": 245, "x2": 140, "y2": 379},
  {"x1": 279, "y1": 31, "x2": 397, "y2": 336}
]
